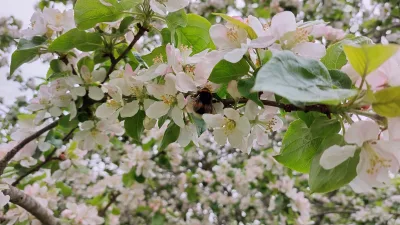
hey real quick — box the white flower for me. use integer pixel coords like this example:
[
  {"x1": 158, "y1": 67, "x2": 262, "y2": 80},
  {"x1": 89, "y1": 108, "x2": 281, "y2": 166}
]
[
  {"x1": 209, "y1": 23, "x2": 249, "y2": 63},
  {"x1": 74, "y1": 120, "x2": 124, "y2": 150},
  {"x1": 146, "y1": 74, "x2": 187, "y2": 127},
  {"x1": 43, "y1": 7, "x2": 75, "y2": 33},
  {"x1": 177, "y1": 123, "x2": 199, "y2": 147},
  {"x1": 121, "y1": 147, "x2": 155, "y2": 178},
  {"x1": 0, "y1": 189, "x2": 10, "y2": 208},
  {"x1": 20, "y1": 11, "x2": 47, "y2": 38},
  {"x1": 269, "y1": 11, "x2": 326, "y2": 59},
  {"x1": 319, "y1": 121, "x2": 400, "y2": 193},
  {"x1": 244, "y1": 99, "x2": 283, "y2": 153},
  {"x1": 203, "y1": 108, "x2": 250, "y2": 151},
  {"x1": 247, "y1": 15, "x2": 277, "y2": 48},
  {"x1": 95, "y1": 98, "x2": 139, "y2": 119},
  {"x1": 80, "y1": 66, "x2": 107, "y2": 100},
  {"x1": 61, "y1": 202, "x2": 104, "y2": 225},
  {"x1": 150, "y1": 0, "x2": 189, "y2": 15}
]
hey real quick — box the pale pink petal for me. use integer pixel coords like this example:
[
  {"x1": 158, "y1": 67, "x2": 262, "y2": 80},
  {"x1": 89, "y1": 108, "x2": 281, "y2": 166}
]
[
  {"x1": 292, "y1": 42, "x2": 326, "y2": 59},
  {"x1": 175, "y1": 72, "x2": 197, "y2": 93},
  {"x1": 319, "y1": 145, "x2": 357, "y2": 170},
  {"x1": 388, "y1": 117, "x2": 400, "y2": 141},
  {"x1": 236, "y1": 116, "x2": 251, "y2": 135},
  {"x1": 171, "y1": 106, "x2": 185, "y2": 128},
  {"x1": 345, "y1": 121, "x2": 380, "y2": 146},
  {"x1": 271, "y1": 11, "x2": 297, "y2": 38},
  {"x1": 146, "y1": 101, "x2": 170, "y2": 119},
  {"x1": 120, "y1": 101, "x2": 139, "y2": 118}
]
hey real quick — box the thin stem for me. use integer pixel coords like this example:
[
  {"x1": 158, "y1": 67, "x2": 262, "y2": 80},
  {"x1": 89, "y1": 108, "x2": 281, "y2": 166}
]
[
  {"x1": 255, "y1": 49, "x2": 262, "y2": 66},
  {"x1": 98, "y1": 192, "x2": 120, "y2": 217},
  {"x1": 222, "y1": 98, "x2": 332, "y2": 115},
  {"x1": 346, "y1": 71, "x2": 367, "y2": 107},
  {"x1": 244, "y1": 55, "x2": 257, "y2": 71},
  {"x1": 12, "y1": 127, "x2": 77, "y2": 186},
  {"x1": 0, "y1": 119, "x2": 59, "y2": 176},
  {"x1": 341, "y1": 113, "x2": 354, "y2": 124}
]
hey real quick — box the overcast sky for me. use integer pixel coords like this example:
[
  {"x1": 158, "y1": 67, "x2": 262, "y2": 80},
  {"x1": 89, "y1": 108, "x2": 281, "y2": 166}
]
[{"x1": 0, "y1": 0, "x2": 71, "y2": 105}]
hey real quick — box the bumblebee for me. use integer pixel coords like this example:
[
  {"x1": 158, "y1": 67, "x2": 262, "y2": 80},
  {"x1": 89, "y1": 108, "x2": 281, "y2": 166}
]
[{"x1": 193, "y1": 87, "x2": 214, "y2": 114}]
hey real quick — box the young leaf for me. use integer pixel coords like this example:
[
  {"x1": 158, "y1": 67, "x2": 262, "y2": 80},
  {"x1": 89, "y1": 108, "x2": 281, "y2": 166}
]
[
  {"x1": 186, "y1": 186, "x2": 199, "y2": 202},
  {"x1": 48, "y1": 28, "x2": 103, "y2": 53},
  {"x1": 309, "y1": 135, "x2": 360, "y2": 193},
  {"x1": 142, "y1": 45, "x2": 166, "y2": 67},
  {"x1": 74, "y1": 0, "x2": 142, "y2": 30},
  {"x1": 329, "y1": 70, "x2": 352, "y2": 89},
  {"x1": 275, "y1": 117, "x2": 341, "y2": 173},
  {"x1": 56, "y1": 181, "x2": 73, "y2": 197},
  {"x1": 160, "y1": 122, "x2": 180, "y2": 150},
  {"x1": 151, "y1": 212, "x2": 165, "y2": 225},
  {"x1": 166, "y1": 9, "x2": 187, "y2": 31},
  {"x1": 209, "y1": 59, "x2": 249, "y2": 84},
  {"x1": 124, "y1": 110, "x2": 146, "y2": 143},
  {"x1": 321, "y1": 36, "x2": 373, "y2": 70},
  {"x1": 10, "y1": 48, "x2": 39, "y2": 75},
  {"x1": 253, "y1": 51, "x2": 357, "y2": 104},
  {"x1": 237, "y1": 78, "x2": 263, "y2": 107},
  {"x1": 213, "y1": 13, "x2": 257, "y2": 39},
  {"x1": 372, "y1": 86, "x2": 400, "y2": 117},
  {"x1": 17, "y1": 36, "x2": 47, "y2": 50},
  {"x1": 343, "y1": 44, "x2": 399, "y2": 77},
  {"x1": 176, "y1": 14, "x2": 214, "y2": 54}
]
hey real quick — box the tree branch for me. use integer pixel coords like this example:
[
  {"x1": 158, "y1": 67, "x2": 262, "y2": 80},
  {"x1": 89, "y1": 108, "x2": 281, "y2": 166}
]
[
  {"x1": 105, "y1": 23, "x2": 149, "y2": 77},
  {"x1": 12, "y1": 126, "x2": 77, "y2": 186},
  {"x1": 98, "y1": 192, "x2": 120, "y2": 217},
  {"x1": 0, "y1": 119, "x2": 59, "y2": 176},
  {"x1": 222, "y1": 98, "x2": 332, "y2": 116},
  {"x1": 3, "y1": 184, "x2": 60, "y2": 225}
]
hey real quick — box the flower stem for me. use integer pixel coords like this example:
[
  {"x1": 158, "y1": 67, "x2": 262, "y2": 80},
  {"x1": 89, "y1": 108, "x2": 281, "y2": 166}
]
[{"x1": 244, "y1": 55, "x2": 257, "y2": 71}]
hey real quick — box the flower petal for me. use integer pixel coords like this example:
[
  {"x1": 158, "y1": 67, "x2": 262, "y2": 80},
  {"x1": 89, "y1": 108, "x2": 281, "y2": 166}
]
[
  {"x1": 292, "y1": 42, "x2": 326, "y2": 59},
  {"x1": 224, "y1": 108, "x2": 240, "y2": 121},
  {"x1": 203, "y1": 114, "x2": 225, "y2": 128},
  {"x1": 236, "y1": 116, "x2": 251, "y2": 135},
  {"x1": 120, "y1": 101, "x2": 139, "y2": 118},
  {"x1": 146, "y1": 101, "x2": 170, "y2": 119},
  {"x1": 345, "y1": 121, "x2": 380, "y2": 146},
  {"x1": 213, "y1": 128, "x2": 227, "y2": 145},
  {"x1": 171, "y1": 106, "x2": 185, "y2": 128},
  {"x1": 175, "y1": 72, "x2": 197, "y2": 93},
  {"x1": 319, "y1": 145, "x2": 357, "y2": 170},
  {"x1": 89, "y1": 86, "x2": 104, "y2": 101},
  {"x1": 271, "y1": 11, "x2": 297, "y2": 38}
]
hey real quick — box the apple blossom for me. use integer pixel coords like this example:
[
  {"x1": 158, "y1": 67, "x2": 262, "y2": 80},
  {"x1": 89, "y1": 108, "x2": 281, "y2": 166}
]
[
  {"x1": 203, "y1": 108, "x2": 251, "y2": 151},
  {"x1": 320, "y1": 121, "x2": 400, "y2": 192},
  {"x1": 150, "y1": 0, "x2": 189, "y2": 16},
  {"x1": 61, "y1": 202, "x2": 104, "y2": 225}
]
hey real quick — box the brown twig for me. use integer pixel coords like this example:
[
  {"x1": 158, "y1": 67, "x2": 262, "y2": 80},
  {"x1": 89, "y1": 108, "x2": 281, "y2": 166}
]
[
  {"x1": 0, "y1": 120, "x2": 59, "y2": 176},
  {"x1": 12, "y1": 127, "x2": 77, "y2": 186},
  {"x1": 98, "y1": 192, "x2": 120, "y2": 217},
  {"x1": 222, "y1": 98, "x2": 332, "y2": 117}
]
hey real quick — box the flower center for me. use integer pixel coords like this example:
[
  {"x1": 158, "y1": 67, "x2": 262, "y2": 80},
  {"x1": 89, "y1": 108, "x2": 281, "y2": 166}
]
[
  {"x1": 223, "y1": 118, "x2": 236, "y2": 135},
  {"x1": 161, "y1": 95, "x2": 176, "y2": 106},
  {"x1": 153, "y1": 54, "x2": 164, "y2": 64},
  {"x1": 55, "y1": 14, "x2": 63, "y2": 24},
  {"x1": 227, "y1": 28, "x2": 239, "y2": 42},
  {"x1": 183, "y1": 65, "x2": 196, "y2": 77},
  {"x1": 363, "y1": 142, "x2": 392, "y2": 175},
  {"x1": 106, "y1": 99, "x2": 122, "y2": 109},
  {"x1": 295, "y1": 28, "x2": 310, "y2": 44},
  {"x1": 259, "y1": 117, "x2": 278, "y2": 132}
]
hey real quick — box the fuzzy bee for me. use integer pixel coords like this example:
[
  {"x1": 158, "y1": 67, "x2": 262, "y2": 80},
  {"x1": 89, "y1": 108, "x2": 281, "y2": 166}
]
[{"x1": 192, "y1": 87, "x2": 214, "y2": 114}]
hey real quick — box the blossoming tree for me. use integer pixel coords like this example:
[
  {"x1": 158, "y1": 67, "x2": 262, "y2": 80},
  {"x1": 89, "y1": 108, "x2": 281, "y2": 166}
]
[{"x1": 1, "y1": 0, "x2": 400, "y2": 224}]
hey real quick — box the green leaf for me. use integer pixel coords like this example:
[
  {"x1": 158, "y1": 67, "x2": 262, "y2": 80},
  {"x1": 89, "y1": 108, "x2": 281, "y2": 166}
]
[
  {"x1": 122, "y1": 167, "x2": 135, "y2": 187},
  {"x1": 119, "y1": 16, "x2": 135, "y2": 33},
  {"x1": 343, "y1": 44, "x2": 399, "y2": 76},
  {"x1": 321, "y1": 36, "x2": 373, "y2": 70},
  {"x1": 10, "y1": 48, "x2": 39, "y2": 75},
  {"x1": 295, "y1": 111, "x2": 326, "y2": 127},
  {"x1": 151, "y1": 212, "x2": 165, "y2": 225},
  {"x1": 74, "y1": 0, "x2": 142, "y2": 30},
  {"x1": 176, "y1": 14, "x2": 214, "y2": 54},
  {"x1": 253, "y1": 51, "x2": 357, "y2": 105},
  {"x1": 166, "y1": 9, "x2": 187, "y2": 31},
  {"x1": 77, "y1": 56, "x2": 95, "y2": 71},
  {"x1": 372, "y1": 86, "x2": 400, "y2": 117},
  {"x1": 209, "y1": 59, "x2": 249, "y2": 84},
  {"x1": 48, "y1": 28, "x2": 103, "y2": 52},
  {"x1": 192, "y1": 116, "x2": 207, "y2": 136},
  {"x1": 142, "y1": 45, "x2": 166, "y2": 67},
  {"x1": 17, "y1": 36, "x2": 47, "y2": 50},
  {"x1": 213, "y1": 13, "x2": 257, "y2": 39},
  {"x1": 161, "y1": 28, "x2": 172, "y2": 45},
  {"x1": 186, "y1": 186, "x2": 199, "y2": 202},
  {"x1": 309, "y1": 137, "x2": 360, "y2": 193},
  {"x1": 59, "y1": 115, "x2": 79, "y2": 128},
  {"x1": 275, "y1": 117, "x2": 341, "y2": 173},
  {"x1": 329, "y1": 70, "x2": 352, "y2": 89},
  {"x1": 56, "y1": 181, "x2": 73, "y2": 197},
  {"x1": 237, "y1": 78, "x2": 263, "y2": 107},
  {"x1": 124, "y1": 110, "x2": 145, "y2": 143},
  {"x1": 160, "y1": 122, "x2": 180, "y2": 150}
]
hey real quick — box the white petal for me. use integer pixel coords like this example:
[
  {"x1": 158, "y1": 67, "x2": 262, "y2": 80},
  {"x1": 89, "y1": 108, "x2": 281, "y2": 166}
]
[
  {"x1": 95, "y1": 103, "x2": 119, "y2": 119},
  {"x1": 49, "y1": 106, "x2": 62, "y2": 117},
  {"x1": 247, "y1": 15, "x2": 264, "y2": 36},
  {"x1": 292, "y1": 42, "x2": 326, "y2": 59},
  {"x1": 210, "y1": 24, "x2": 233, "y2": 49},
  {"x1": 249, "y1": 35, "x2": 276, "y2": 49},
  {"x1": 176, "y1": 93, "x2": 186, "y2": 109},
  {"x1": 388, "y1": 117, "x2": 400, "y2": 141},
  {"x1": 202, "y1": 114, "x2": 225, "y2": 128},
  {"x1": 319, "y1": 145, "x2": 358, "y2": 170},
  {"x1": 143, "y1": 99, "x2": 155, "y2": 110},
  {"x1": 0, "y1": 192, "x2": 10, "y2": 208},
  {"x1": 92, "y1": 68, "x2": 107, "y2": 82},
  {"x1": 165, "y1": 0, "x2": 189, "y2": 12},
  {"x1": 38, "y1": 141, "x2": 51, "y2": 152},
  {"x1": 345, "y1": 121, "x2": 380, "y2": 146},
  {"x1": 81, "y1": 120, "x2": 95, "y2": 130},
  {"x1": 178, "y1": 127, "x2": 190, "y2": 147},
  {"x1": 227, "y1": 80, "x2": 241, "y2": 100},
  {"x1": 270, "y1": 115, "x2": 283, "y2": 131},
  {"x1": 164, "y1": 74, "x2": 178, "y2": 95},
  {"x1": 146, "y1": 101, "x2": 170, "y2": 119},
  {"x1": 171, "y1": 106, "x2": 185, "y2": 128},
  {"x1": 69, "y1": 102, "x2": 77, "y2": 120},
  {"x1": 236, "y1": 116, "x2": 251, "y2": 135},
  {"x1": 224, "y1": 46, "x2": 248, "y2": 63},
  {"x1": 150, "y1": 0, "x2": 167, "y2": 15},
  {"x1": 349, "y1": 176, "x2": 373, "y2": 193},
  {"x1": 89, "y1": 86, "x2": 104, "y2": 100},
  {"x1": 341, "y1": 63, "x2": 360, "y2": 83},
  {"x1": 213, "y1": 128, "x2": 227, "y2": 145},
  {"x1": 120, "y1": 101, "x2": 139, "y2": 118},
  {"x1": 271, "y1": 11, "x2": 297, "y2": 38},
  {"x1": 175, "y1": 72, "x2": 197, "y2": 93},
  {"x1": 228, "y1": 129, "x2": 245, "y2": 149},
  {"x1": 224, "y1": 108, "x2": 240, "y2": 121},
  {"x1": 244, "y1": 100, "x2": 259, "y2": 120}
]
